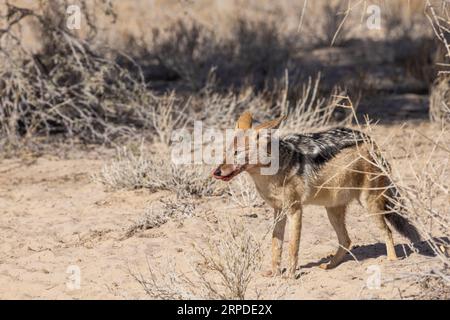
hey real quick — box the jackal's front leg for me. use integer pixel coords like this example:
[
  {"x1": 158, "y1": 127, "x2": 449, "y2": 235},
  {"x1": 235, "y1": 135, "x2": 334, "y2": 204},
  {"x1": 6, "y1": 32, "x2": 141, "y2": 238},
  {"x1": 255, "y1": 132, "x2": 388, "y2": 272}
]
[
  {"x1": 287, "y1": 207, "x2": 302, "y2": 278},
  {"x1": 265, "y1": 210, "x2": 286, "y2": 277}
]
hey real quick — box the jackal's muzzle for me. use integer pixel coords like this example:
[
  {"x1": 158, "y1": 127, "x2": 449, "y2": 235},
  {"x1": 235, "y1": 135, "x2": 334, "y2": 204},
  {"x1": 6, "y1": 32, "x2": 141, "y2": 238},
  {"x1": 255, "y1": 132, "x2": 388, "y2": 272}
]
[{"x1": 212, "y1": 164, "x2": 245, "y2": 181}]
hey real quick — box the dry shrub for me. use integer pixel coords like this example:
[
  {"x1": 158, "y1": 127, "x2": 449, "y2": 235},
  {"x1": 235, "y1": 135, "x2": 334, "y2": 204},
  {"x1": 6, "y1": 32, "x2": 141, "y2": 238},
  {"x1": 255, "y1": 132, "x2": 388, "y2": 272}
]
[
  {"x1": 301, "y1": 0, "x2": 431, "y2": 46},
  {"x1": 94, "y1": 143, "x2": 222, "y2": 198},
  {"x1": 0, "y1": 1, "x2": 158, "y2": 146},
  {"x1": 384, "y1": 0, "x2": 431, "y2": 39},
  {"x1": 228, "y1": 175, "x2": 264, "y2": 209},
  {"x1": 303, "y1": 0, "x2": 354, "y2": 47},
  {"x1": 93, "y1": 144, "x2": 165, "y2": 191},
  {"x1": 132, "y1": 217, "x2": 265, "y2": 299},
  {"x1": 426, "y1": 0, "x2": 450, "y2": 124},
  {"x1": 0, "y1": 0, "x2": 346, "y2": 151},
  {"x1": 191, "y1": 85, "x2": 276, "y2": 129},
  {"x1": 123, "y1": 198, "x2": 196, "y2": 239},
  {"x1": 2, "y1": 0, "x2": 426, "y2": 151},
  {"x1": 429, "y1": 74, "x2": 450, "y2": 124},
  {"x1": 416, "y1": 269, "x2": 450, "y2": 299},
  {"x1": 194, "y1": 73, "x2": 352, "y2": 134},
  {"x1": 191, "y1": 218, "x2": 265, "y2": 299},
  {"x1": 279, "y1": 73, "x2": 353, "y2": 134},
  {"x1": 149, "y1": 92, "x2": 191, "y2": 145},
  {"x1": 151, "y1": 16, "x2": 294, "y2": 90},
  {"x1": 151, "y1": 19, "x2": 221, "y2": 90},
  {"x1": 365, "y1": 128, "x2": 448, "y2": 241},
  {"x1": 338, "y1": 100, "x2": 450, "y2": 299}
]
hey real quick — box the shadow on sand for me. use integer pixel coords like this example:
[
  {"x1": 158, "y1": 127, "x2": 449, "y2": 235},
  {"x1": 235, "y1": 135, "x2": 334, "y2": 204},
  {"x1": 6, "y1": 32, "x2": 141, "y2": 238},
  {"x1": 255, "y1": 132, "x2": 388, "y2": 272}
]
[{"x1": 300, "y1": 236, "x2": 449, "y2": 269}]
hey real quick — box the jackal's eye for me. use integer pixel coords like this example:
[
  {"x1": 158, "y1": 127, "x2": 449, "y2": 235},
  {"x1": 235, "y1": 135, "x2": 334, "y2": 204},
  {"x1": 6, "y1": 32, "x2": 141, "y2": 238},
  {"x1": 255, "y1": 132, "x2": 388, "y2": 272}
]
[{"x1": 234, "y1": 150, "x2": 238, "y2": 156}]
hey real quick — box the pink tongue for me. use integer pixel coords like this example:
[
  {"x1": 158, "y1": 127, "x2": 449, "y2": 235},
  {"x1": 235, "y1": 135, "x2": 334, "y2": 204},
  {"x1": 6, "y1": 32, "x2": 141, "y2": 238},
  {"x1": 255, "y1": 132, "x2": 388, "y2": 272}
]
[{"x1": 218, "y1": 173, "x2": 233, "y2": 180}]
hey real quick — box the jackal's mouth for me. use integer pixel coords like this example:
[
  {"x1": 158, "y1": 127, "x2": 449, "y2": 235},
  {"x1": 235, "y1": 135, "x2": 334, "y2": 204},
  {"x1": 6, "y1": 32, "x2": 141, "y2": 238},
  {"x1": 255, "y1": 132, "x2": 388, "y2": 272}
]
[{"x1": 212, "y1": 166, "x2": 244, "y2": 182}]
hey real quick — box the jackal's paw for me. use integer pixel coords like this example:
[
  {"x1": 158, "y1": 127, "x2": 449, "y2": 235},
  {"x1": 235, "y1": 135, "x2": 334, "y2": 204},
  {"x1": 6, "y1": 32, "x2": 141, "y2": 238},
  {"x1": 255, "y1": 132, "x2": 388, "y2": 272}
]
[
  {"x1": 319, "y1": 262, "x2": 337, "y2": 270},
  {"x1": 282, "y1": 272, "x2": 297, "y2": 280},
  {"x1": 261, "y1": 270, "x2": 281, "y2": 277},
  {"x1": 319, "y1": 263, "x2": 329, "y2": 270},
  {"x1": 261, "y1": 270, "x2": 273, "y2": 277},
  {"x1": 387, "y1": 255, "x2": 398, "y2": 261}
]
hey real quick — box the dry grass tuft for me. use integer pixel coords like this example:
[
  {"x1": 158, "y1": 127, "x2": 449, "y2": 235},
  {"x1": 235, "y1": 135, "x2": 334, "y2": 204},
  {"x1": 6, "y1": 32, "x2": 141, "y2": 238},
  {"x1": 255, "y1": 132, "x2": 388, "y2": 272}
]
[
  {"x1": 416, "y1": 269, "x2": 450, "y2": 299},
  {"x1": 279, "y1": 73, "x2": 354, "y2": 134},
  {"x1": 93, "y1": 143, "x2": 223, "y2": 198},
  {"x1": 228, "y1": 175, "x2": 264, "y2": 209},
  {"x1": 132, "y1": 217, "x2": 265, "y2": 299},
  {"x1": 123, "y1": 198, "x2": 196, "y2": 239}
]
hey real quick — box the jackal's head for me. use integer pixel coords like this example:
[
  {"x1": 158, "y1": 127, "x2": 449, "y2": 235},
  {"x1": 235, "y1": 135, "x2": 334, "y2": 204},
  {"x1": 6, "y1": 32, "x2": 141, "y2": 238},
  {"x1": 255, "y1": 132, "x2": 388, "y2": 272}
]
[{"x1": 212, "y1": 111, "x2": 285, "y2": 181}]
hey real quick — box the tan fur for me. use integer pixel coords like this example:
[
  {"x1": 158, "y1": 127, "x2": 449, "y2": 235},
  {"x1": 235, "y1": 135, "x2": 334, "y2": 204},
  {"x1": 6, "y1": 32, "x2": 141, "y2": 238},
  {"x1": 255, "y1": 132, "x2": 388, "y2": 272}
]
[{"x1": 236, "y1": 111, "x2": 253, "y2": 129}]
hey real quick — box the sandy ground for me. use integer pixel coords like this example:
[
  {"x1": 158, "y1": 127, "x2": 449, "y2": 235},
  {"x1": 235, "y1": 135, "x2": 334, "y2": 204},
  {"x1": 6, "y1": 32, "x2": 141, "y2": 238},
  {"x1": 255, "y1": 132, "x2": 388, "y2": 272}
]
[{"x1": 0, "y1": 123, "x2": 447, "y2": 300}]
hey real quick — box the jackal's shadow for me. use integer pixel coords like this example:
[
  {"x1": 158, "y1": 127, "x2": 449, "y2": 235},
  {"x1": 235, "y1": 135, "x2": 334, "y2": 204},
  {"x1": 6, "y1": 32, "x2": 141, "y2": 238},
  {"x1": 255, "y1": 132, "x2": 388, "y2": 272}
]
[{"x1": 300, "y1": 237, "x2": 449, "y2": 269}]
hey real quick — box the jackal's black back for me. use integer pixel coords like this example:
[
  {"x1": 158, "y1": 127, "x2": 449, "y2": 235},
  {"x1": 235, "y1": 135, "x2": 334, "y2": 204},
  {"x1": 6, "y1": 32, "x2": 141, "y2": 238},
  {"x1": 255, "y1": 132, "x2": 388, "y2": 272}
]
[{"x1": 280, "y1": 127, "x2": 367, "y2": 167}]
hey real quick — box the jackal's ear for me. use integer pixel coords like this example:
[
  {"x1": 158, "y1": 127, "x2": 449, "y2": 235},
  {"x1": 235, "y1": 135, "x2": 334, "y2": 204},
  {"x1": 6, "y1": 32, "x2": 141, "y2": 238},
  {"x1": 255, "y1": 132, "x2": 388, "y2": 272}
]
[
  {"x1": 235, "y1": 111, "x2": 253, "y2": 130},
  {"x1": 254, "y1": 115, "x2": 286, "y2": 131}
]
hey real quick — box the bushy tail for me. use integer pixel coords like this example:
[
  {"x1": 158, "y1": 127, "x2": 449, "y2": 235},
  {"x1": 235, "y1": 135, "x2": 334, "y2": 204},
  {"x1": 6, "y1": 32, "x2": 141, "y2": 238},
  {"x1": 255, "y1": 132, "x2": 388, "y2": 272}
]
[{"x1": 384, "y1": 187, "x2": 421, "y2": 243}]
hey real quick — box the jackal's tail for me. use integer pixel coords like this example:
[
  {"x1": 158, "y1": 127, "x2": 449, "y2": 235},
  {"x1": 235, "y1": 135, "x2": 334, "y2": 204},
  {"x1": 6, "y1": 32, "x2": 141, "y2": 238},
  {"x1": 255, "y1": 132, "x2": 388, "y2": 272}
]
[{"x1": 383, "y1": 186, "x2": 421, "y2": 243}]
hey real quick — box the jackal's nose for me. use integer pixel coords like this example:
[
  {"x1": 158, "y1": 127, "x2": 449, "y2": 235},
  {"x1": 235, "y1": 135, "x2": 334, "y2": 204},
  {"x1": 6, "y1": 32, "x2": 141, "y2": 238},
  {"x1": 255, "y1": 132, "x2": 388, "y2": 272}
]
[{"x1": 213, "y1": 168, "x2": 222, "y2": 177}]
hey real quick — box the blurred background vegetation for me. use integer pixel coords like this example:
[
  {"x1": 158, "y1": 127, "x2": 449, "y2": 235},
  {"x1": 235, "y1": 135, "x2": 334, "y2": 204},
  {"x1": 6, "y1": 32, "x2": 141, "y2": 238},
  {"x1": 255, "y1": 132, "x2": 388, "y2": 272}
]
[{"x1": 0, "y1": 0, "x2": 449, "y2": 148}]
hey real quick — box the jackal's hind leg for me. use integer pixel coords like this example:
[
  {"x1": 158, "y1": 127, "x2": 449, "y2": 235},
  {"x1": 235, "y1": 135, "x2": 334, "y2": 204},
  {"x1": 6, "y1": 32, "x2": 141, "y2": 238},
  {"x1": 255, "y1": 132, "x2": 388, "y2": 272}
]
[
  {"x1": 368, "y1": 197, "x2": 397, "y2": 261},
  {"x1": 320, "y1": 206, "x2": 351, "y2": 270}
]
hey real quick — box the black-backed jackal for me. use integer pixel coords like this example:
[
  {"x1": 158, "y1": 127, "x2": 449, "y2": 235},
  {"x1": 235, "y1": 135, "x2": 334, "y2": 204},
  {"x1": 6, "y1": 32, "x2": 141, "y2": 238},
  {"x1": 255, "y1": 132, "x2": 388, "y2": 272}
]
[{"x1": 212, "y1": 112, "x2": 420, "y2": 278}]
